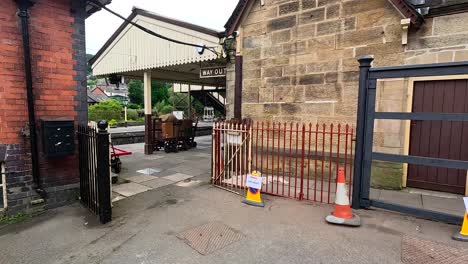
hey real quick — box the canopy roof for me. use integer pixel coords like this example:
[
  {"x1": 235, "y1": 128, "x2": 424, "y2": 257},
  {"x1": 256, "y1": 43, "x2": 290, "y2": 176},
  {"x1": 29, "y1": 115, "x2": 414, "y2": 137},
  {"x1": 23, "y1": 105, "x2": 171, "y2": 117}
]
[{"x1": 90, "y1": 7, "x2": 225, "y2": 86}]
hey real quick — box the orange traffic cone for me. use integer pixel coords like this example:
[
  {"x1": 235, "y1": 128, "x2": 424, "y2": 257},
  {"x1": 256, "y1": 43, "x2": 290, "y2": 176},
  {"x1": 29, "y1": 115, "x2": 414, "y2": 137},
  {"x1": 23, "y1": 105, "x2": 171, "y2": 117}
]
[{"x1": 325, "y1": 167, "x2": 361, "y2": 227}]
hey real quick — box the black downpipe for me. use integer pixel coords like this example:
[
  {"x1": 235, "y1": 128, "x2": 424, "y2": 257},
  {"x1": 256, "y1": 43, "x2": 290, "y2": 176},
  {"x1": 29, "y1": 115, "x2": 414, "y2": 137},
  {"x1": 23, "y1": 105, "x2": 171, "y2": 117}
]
[{"x1": 16, "y1": 0, "x2": 45, "y2": 197}]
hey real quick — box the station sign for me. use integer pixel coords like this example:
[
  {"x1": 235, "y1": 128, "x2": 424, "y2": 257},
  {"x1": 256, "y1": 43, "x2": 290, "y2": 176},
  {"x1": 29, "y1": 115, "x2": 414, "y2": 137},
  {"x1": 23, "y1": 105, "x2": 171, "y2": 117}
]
[{"x1": 200, "y1": 67, "x2": 226, "y2": 79}]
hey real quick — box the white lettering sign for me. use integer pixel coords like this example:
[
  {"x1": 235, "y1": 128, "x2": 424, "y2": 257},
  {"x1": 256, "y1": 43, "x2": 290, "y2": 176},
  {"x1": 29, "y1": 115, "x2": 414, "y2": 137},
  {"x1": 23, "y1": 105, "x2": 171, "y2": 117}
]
[
  {"x1": 227, "y1": 132, "x2": 242, "y2": 145},
  {"x1": 246, "y1": 174, "x2": 262, "y2": 190},
  {"x1": 200, "y1": 67, "x2": 227, "y2": 78}
]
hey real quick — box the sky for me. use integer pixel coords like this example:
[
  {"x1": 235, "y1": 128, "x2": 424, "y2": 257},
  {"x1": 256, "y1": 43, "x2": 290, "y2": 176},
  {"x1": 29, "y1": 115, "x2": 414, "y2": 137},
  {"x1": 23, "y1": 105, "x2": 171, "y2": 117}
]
[{"x1": 85, "y1": 0, "x2": 239, "y2": 55}]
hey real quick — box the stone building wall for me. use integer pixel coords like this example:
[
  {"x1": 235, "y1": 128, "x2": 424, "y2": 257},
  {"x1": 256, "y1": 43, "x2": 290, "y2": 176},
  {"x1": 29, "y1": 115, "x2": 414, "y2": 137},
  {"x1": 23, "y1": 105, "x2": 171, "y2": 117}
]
[{"x1": 227, "y1": 0, "x2": 468, "y2": 190}]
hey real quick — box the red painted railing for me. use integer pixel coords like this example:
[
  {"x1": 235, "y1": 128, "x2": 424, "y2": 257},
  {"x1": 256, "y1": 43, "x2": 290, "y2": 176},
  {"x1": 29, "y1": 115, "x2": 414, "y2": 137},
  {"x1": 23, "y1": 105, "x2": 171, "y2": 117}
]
[{"x1": 212, "y1": 121, "x2": 354, "y2": 204}]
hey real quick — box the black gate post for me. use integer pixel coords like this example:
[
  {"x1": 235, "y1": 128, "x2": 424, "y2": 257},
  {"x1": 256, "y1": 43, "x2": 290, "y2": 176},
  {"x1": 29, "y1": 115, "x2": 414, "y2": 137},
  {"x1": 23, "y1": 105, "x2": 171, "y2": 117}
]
[
  {"x1": 352, "y1": 56, "x2": 374, "y2": 209},
  {"x1": 97, "y1": 120, "x2": 112, "y2": 224}
]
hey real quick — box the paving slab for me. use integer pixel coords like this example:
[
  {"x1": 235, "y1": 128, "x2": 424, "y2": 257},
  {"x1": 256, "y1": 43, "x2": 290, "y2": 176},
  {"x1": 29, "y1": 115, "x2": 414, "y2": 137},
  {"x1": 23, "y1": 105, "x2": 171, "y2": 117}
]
[
  {"x1": 112, "y1": 182, "x2": 151, "y2": 197},
  {"x1": 136, "y1": 168, "x2": 162, "y2": 175},
  {"x1": 122, "y1": 175, "x2": 158, "y2": 183},
  {"x1": 140, "y1": 178, "x2": 174, "y2": 189},
  {"x1": 164, "y1": 173, "x2": 194, "y2": 182},
  {"x1": 422, "y1": 195, "x2": 465, "y2": 217},
  {"x1": 379, "y1": 189, "x2": 423, "y2": 208}
]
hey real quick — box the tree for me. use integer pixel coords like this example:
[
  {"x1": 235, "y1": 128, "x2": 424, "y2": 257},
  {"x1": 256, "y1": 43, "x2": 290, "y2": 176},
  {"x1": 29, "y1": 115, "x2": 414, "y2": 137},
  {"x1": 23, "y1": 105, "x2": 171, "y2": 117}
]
[{"x1": 127, "y1": 80, "x2": 171, "y2": 107}]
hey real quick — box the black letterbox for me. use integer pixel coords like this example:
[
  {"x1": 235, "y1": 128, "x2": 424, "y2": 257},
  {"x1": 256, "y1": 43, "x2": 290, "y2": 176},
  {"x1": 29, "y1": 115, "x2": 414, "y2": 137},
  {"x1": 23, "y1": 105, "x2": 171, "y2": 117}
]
[{"x1": 42, "y1": 120, "x2": 75, "y2": 157}]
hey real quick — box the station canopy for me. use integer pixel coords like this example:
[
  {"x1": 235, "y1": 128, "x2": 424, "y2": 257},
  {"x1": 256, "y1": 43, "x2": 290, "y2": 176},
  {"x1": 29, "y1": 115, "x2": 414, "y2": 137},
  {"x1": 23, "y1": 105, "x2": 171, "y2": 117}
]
[{"x1": 89, "y1": 7, "x2": 227, "y2": 88}]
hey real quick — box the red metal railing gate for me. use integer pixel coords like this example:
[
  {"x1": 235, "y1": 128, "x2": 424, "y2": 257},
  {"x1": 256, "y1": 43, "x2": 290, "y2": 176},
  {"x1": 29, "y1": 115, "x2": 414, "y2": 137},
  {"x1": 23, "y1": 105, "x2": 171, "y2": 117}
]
[
  {"x1": 212, "y1": 121, "x2": 354, "y2": 204},
  {"x1": 212, "y1": 122, "x2": 252, "y2": 195}
]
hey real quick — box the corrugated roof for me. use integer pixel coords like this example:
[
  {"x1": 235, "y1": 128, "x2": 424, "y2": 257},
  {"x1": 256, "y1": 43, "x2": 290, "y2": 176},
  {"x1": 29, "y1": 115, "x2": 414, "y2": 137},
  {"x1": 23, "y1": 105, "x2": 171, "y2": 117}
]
[{"x1": 90, "y1": 7, "x2": 222, "y2": 77}]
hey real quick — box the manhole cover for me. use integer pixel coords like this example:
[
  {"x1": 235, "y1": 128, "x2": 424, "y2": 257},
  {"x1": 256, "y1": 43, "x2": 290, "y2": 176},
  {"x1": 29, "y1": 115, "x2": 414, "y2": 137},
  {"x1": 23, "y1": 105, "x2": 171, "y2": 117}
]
[
  {"x1": 177, "y1": 222, "x2": 244, "y2": 255},
  {"x1": 401, "y1": 235, "x2": 468, "y2": 264}
]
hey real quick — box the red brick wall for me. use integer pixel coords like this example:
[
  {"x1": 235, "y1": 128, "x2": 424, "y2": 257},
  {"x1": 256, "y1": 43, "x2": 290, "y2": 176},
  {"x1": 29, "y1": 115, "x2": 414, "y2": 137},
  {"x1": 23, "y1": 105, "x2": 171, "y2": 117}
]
[{"x1": 0, "y1": 0, "x2": 86, "y2": 211}]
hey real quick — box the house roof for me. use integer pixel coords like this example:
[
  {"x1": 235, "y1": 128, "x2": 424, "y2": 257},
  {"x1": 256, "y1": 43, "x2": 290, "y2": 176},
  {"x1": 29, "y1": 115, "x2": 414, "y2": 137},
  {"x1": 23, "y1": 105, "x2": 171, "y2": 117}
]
[
  {"x1": 89, "y1": 7, "x2": 222, "y2": 66},
  {"x1": 224, "y1": 0, "x2": 468, "y2": 35},
  {"x1": 86, "y1": 0, "x2": 112, "y2": 18},
  {"x1": 87, "y1": 88, "x2": 109, "y2": 103}
]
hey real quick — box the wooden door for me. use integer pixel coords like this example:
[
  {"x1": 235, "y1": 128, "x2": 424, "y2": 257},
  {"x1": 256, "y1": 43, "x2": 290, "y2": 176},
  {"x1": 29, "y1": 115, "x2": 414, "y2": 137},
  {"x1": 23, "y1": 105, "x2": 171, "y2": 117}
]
[{"x1": 407, "y1": 80, "x2": 468, "y2": 194}]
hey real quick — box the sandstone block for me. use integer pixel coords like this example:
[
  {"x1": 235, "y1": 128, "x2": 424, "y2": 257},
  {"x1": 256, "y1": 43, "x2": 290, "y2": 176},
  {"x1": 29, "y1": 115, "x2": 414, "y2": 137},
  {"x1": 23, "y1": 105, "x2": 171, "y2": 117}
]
[
  {"x1": 316, "y1": 19, "x2": 341, "y2": 36},
  {"x1": 304, "y1": 83, "x2": 340, "y2": 101},
  {"x1": 408, "y1": 33, "x2": 468, "y2": 50},
  {"x1": 337, "y1": 27, "x2": 384, "y2": 48},
  {"x1": 284, "y1": 64, "x2": 306, "y2": 76},
  {"x1": 437, "y1": 51, "x2": 454, "y2": 63},
  {"x1": 308, "y1": 35, "x2": 335, "y2": 50},
  {"x1": 326, "y1": 4, "x2": 340, "y2": 20},
  {"x1": 279, "y1": 1, "x2": 299, "y2": 15},
  {"x1": 244, "y1": 48, "x2": 262, "y2": 60},
  {"x1": 299, "y1": 8, "x2": 325, "y2": 24},
  {"x1": 263, "y1": 66, "x2": 283, "y2": 78},
  {"x1": 274, "y1": 86, "x2": 296, "y2": 102},
  {"x1": 299, "y1": 73, "x2": 325, "y2": 85},
  {"x1": 259, "y1": 87, "x2": 274, "y2": 102},
  {"x1": 283, "y1": 41, "x2": 307, "y2": 55},
  {"x1": 244, "y1": 69, "x2": 262, "y2": 79},
  {"x1": 272, "y1": 30, "x2": 292, "y2": 44},
  {"x1": 356, "y1": 8, "x2": 401, "y2": 29},
  {"x1": 302, "y1": 102, "x2": 334, "y2": 115},
  {"x1": 342, "y1": 71, "x2": 359, "y2": 82},
  {"x1": 296, "y1": 23, "x2": 316, "y2": 39},
  {"x1": 342, "y1": 0, "x2": 391, "y2": 16},
  {"x1": 306, "y1": 60, "x2": 339, "y2": 73},
  {"x1": 262, "y1": 46, "x2": 284, "y2": 58},
  {"x1": 325, "y1": 72, "x2": 338, "y2": 83},
  {"x1": 263, "y1": 103, "x2": 281, "y2": 115},
  {"x1": 281, "y1": 103, "x2": 302, "y2": 115},
  {"x1": 433, "y1": 13, "x2": 468, "y2": 35},
  {"x1": 243, "y1": 88, "x2": 259, "y2": 103},
  {"x1": 267, "y1": 15, "x2": 297, "y2": 31},
  {"x1": 302, "y1": 0, "x2": 316, "y2": 9},
  {"x1": 266, "y1": 76, "x2": 292, "y2": 86},
  {"x1": 454, "y1": 50, "x2": 468, "y2": 62},
  {"x1": 318, "y1": 0, "x2": 340, "y2": 6}
]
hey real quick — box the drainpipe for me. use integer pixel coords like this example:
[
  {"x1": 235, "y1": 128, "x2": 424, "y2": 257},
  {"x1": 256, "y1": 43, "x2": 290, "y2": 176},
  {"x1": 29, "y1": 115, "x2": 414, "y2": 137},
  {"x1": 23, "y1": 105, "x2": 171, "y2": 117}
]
[{"x1": 15, "y1": 0, "x2": 44, "y2": 197}]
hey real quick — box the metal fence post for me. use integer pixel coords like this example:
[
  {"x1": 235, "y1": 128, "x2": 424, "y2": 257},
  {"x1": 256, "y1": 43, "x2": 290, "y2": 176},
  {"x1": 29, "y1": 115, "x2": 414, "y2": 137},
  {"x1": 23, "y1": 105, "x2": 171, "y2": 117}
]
[
  {"x1": 352, "y1": 56, "x2": 374, "y2": 209},
  {"x1": 97, "y1": 120, "x2": 112, "y2": 224}
]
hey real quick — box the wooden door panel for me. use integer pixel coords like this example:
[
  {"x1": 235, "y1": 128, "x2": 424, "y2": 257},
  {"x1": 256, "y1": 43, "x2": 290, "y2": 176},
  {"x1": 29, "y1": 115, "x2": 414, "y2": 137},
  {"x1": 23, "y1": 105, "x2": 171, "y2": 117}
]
[{"x1": 407, "y1": 79, "x2": 468, "y2": 194}]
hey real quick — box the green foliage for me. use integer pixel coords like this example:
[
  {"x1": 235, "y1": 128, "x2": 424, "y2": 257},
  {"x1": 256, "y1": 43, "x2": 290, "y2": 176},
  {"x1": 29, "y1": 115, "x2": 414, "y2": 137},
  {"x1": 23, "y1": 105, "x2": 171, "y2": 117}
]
[
  {"x1": 109, "y1": 119, "x2": 117, "y2": 126},
  {"x1": 153, "y1": 100, "x2": 173, "y2": 116},
  {"x1": 0, "y1": 213, "x2": 31, "y2": 225},
  {"x1": 126, "y1": 109, "x2": 138, "y2": 120},
  {"x1": 87, "y1": 79, "x2": 97, "y2": 88},
  {"x1": 128, "y1": 80, "x2": 144, "y2": 106},
  {"x1": 128, "y1": 103, "x2": 141, "y2": 109},
  {"x1": 88, "y1": 100, "x2": 123, "y2": 122},
  {"x1": 127, "y1": 80, "x2": 171, "y2": 107},
  {"x1": 86, "y1": 53, "x2": 94, "y2": 76}
]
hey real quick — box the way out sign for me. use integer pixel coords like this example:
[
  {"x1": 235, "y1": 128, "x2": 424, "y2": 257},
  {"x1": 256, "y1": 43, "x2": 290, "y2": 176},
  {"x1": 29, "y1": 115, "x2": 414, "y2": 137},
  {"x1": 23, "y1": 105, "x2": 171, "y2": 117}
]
[{"x1": 200, "y1": 67, "x2": 226, "y2": 78}]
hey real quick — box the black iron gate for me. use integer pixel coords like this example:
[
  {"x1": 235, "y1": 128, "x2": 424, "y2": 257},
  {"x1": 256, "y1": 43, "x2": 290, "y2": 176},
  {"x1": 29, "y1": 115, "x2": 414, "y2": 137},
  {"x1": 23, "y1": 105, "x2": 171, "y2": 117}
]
[
  {"x1": 77, "y1": 121, "x2": 112, "y2": 224},
  {"x1": 352, "y1": 57, "x2": 468, "y2": 225}
]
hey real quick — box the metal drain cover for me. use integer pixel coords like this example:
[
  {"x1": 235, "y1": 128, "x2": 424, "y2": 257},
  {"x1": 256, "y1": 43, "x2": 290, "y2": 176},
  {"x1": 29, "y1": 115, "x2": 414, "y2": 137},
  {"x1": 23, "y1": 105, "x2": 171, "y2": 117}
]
[
  {"x1": 401, "y1": 235, "x2": 468, "y2": 264},
  {"x1": 177, "y1": 222, "x2": 245, "y2": 255}
]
